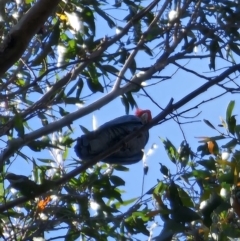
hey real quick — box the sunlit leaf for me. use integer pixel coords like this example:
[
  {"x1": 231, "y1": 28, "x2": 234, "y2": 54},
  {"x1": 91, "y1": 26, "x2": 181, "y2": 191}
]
[
  {"x1": 161, "y1": 138, "x2": 178, "y2": 163},
  {"x1": 56, "y1": 12, "x2": 68, "y2": 21},
  {"x1": 114, "y1": 198, "x2": 137, "y2": 209}
]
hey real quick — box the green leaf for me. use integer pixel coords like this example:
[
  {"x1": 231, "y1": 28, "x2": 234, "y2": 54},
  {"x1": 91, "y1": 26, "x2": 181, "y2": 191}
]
[
  {"x1": 159, "y1": 163, "x2": 169, "y2": 177},
  {"x1": 65, "y1": 228, "x2": 80, "y2": 241},
  {"x1": 141, "y1": 44, "x2": 153, "y2": 56},
  {"x1": 27, "y1": 139, "x2": 54, "y2": 152},
  {"x1": 153, "y1": 181, "x2": 165, "y2": 195},
  {"x1": 93, "y1": 6, "x2": 115, "y2": 28},
  {"x1": 113, "y1": 165, "x2": 129, "y2": 171},
  {"x1": 192, "y1": 170, "x2": 211, "y2": 179},
  {"x1": 126, "y1": 92, "x2": 137, "y2": 110},
  {"x1": 161, "y1": 138, "x2": 178, "y2": 163},
  {"x1": 168, "y1": 182, "x2": 183, "y2": 208},
  {"x1": 37, "y1": 158, "x2": 53, "y2": 163},
  {"x1": 76, "y1": 78, "x2": 84, "y2": 98},
  {"x1": 15, "y1": 78, "x2": 25, "y2": 87},
  {"x1": 209, "y1": 39, "x2": 219, "y2": 70},
  {"x1": 235, "y1": 124, "x2": 240, "y2": 140},
  {"x1": 48, "y1": 22, "x2": 60, "y2": 46},
  {"x1": 87, "y1": 63, "x2": 100, "y2": 84},
  {"x1": 62, "y1": 147, "x2": 68, "y2": 161},
  {"x1": 116, "y1": 48, "x2": 128, "y2": 65},
  {"x1": 38, "y1": 113, "x2": 48, "y2": 126},
  {"x1": 132, "y1": 211, "x2": 151, "y2": 222},
  {"x1": 161, "y1": 220, "x2": 185, "y2": 237},
  {"x1": 125, "y1": 215, "x2": 149, "y2": 236},
  {"x1": 163, "y1": 220, "x2": 182, "y2": 233},
  {"x1": 197, "y1": 157, "x2": 216, "y2": 171},
  {"x1": 13, "y1": 114, "x2": 24, "y2": 137},
  {"x1": 222, "y1": 224, "x2": 240, "y2": 238},
  {"x1": 61, "y1": 136, "x2": 74, "y2": 147},
  {"x1": 86, "y1": 78, "x2": 103, "y2": 93},
  {"x1": 110, "y1": 175, "x2": 125, "y2": 186},
  {"x1": 129, "y1": 59, "x2": 136, "y2": 75},
  {"x1": 114, "y1": 197, "x2": 138, "y2": 209},
  {"x1": 101, "y1": 65, "x2": 119, "y2": 74},
  {"x1": 32, "y1": 160, "x2": 39, "y2": 183},
  {"x1": 59, "y1": 106, "x2": 69, "y2": 116},
  {"x1": 82, "y1": 7, "x2": 95, "y2": 35},
  {"x1": 178, "y1": 188, "x2": 194, "y2": 207},
  {"x1": 31, "y1": 45, "x2": 52, "y2": 66},
  {"x1": 101, "y1": 188, "x2": 123, "y2": 203},
  {"x1": 68, "y1": 39, "x2": 77, "y2": 49},
  {"x1": 145, "y1": 25, "x2": 163, "y2": 41},
  {"x1": 218, "y1": 172, "x2": 234, "y2": 184},
  {"x1": 203, "y1": 119, "x2": 216, "y2": 130},
  {"x1": 64, "y1": 97, "x2": 84, "y2": 104},
  {"x1": 143, "y1": 11, "x2": 155, "y2": 26},
  {"x1": 123, "y1": 4, "x2": 138, "y2": 21},
  {"x1": 226, "y1": 100, "x2": 235, "y2": 122},
  {"x1": 171, "y1": 206, "x2": 201, "y2": 223},
  {"x1": 222, "y1": 138, "x2": 237, "y2": 149},
  {"x1": 0, "y1": 176, "x2": 4, "y2": 202},
  {"x1": 201, "y1": 193, "x2": 223, "y2": 217},
  {"x1": 121, "y1": 94, "x2": 129, "y2": 115},
  {"x1": 122, "y1": 197, "x2": 138, "y2": 206},
  {"x1": 229, "y1": 43, "x2": 240, "y2": 56},
  {"x1": 227, "y1": 115, "x2": 236, "y2": 135}
]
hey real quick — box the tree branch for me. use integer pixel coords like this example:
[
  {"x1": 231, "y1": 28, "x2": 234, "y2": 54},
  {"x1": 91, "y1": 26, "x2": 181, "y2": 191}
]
[
  {"x1": 0, "y1": 0, "x2": 61, "y2": 76},
  {"x1": 113, "y1": 0, "x2": 169, "y2": 90}
]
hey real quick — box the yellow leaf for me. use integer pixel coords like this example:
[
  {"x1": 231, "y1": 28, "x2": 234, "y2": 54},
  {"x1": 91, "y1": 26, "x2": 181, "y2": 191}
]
[
  {"x1": 56, "y1": 13, "x2": 68, "y2": 21},
  {"x1": 37, "y1": 196, "x2": 51, "y2": 212},
  {"x1": 207, "y1": 140, "x2": 218, "y2": 154},
  {"x1": 234, "y1": 167, "x2": 239, "y2": 185}
]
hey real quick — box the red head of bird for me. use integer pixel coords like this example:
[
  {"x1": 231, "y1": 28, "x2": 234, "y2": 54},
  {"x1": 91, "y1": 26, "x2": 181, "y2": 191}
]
[{"x1": 135, "y1": 109, "x2": 152, "y2": 124}]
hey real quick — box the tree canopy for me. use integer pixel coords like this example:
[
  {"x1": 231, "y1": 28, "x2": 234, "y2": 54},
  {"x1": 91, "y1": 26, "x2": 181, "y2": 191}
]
[{"x1": 1, "y1": 0, "x2": 240, "y2": 240}]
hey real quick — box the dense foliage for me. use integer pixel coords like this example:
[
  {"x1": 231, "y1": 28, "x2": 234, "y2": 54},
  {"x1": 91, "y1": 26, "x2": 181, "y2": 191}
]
[{"x1": 1, "y1": 0, "x2": 240, "y2": 240}]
